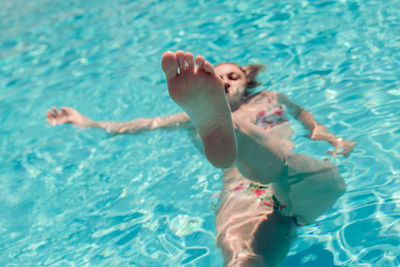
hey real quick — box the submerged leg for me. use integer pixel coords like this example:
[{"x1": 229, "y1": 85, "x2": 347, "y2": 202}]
[
  {"x1": 162, "y1": 51, "x2": 236, "y2": 169},
  {"x1": 272, "y1": 153, "x2": 346, "y2": 223},
  {"x1": 216, "y1": 169, "x2": 297, "y2": 267},
  {"x1": 232, "y1": 116, "x2": 346, "y2": 223},
  {"x1": 233, "y1": 115, "x2": 287, "y2": 184}
]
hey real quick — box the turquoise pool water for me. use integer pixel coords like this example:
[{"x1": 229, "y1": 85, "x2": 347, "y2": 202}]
[{"x1": 1, "y1": 0, "x2": 399, "y2": 266}]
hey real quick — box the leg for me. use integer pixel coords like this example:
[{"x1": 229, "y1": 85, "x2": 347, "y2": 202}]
[
  {"x1": 217, "y1": 169, "x2": 297, "y2": 267},
  {"x1": 162, "y1": 51, "x2": 236, "y2": 168},
  {"x1": 161, "y1": 51, "x2": 286, "y2": 173},
  {"x1": 219, "y1": 210, "x2": 297, "y2": 267},
  {"x1": 272, "y1": 153, "x2": 346, "y2": 223},
  {"x1": 232, "y1": 116, "x2": 346, "y2": 223},
  {"x1": 233, "y1": 115, "x2": 287, "y2": 184}
]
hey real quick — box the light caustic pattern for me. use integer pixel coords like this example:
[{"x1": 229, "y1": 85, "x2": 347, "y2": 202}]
[{"x1": 0, "y1": 0, "x2": 399, "y2": 266}]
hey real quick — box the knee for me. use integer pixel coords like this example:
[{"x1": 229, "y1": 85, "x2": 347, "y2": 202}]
[
  {"x1": 235, "y1": 159, "x2": 284, "y2": 184},
  {"x1": 330, "y1": 165, "x2": 346, "y2": 197},
  {"x1": 334, "y1": 176, "x2": 347, "y2": 197}
]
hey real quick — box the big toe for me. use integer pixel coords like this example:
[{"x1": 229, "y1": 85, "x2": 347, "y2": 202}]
[{"x1": 162, "y1": 51, "x2": 178, "y2": 80}]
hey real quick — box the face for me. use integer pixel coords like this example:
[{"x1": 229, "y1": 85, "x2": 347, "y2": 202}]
[{"x1": 214, "y1": 63, "x2": 247, "y2": 108}]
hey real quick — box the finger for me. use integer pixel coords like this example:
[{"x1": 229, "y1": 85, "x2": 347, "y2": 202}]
[
  {"x1": 327, "y1": 151, "x2": 338, "y2": 157},
  {"x1": 61, "y1": 107, "x2": 69, "y2": 114},
  {"x1": 342, "y1": 148, "x2": 353, "y2": 157},
  {"x1": 46, "y1": 117, "x2": 55, "y2": 125},
  {"x1": 52, "y1": 107, "x2": 61, "y2": 117},
  {"x1": 341, "y1": 152, "x2": 349, "y2": 158},
  {"x1": 47, "y1": 110, "x2": 55, "y2": 118}
]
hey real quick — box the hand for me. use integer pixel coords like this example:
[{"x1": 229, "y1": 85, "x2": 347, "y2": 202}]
[
  {"x1": 329, "y1": 138, "x2": 356, "y2": 157},
  {"x1": 310, "y1": 124, "x2": 356, "y2": 157},
  {"x1": 46, "y1": 107, "x2": 89, "y2": 126}
]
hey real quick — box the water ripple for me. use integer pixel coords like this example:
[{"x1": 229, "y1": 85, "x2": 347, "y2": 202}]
[{"x1": 1, "y1": 0, "x2": 400, "y2": 266}]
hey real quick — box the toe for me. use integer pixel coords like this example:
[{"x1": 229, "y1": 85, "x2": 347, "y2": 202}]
[
  {"x1": 185, "y1": 52, "x2": 195, "y2": 70},
  {"x1": 203, "y1": 60, "x2": 215, "y2": 74},
  {"x1": 176, "y1": 50, "x2": 186, "y2": 73},
  {"x1": 196, "y1": 55, "x2": 205, "y2": 70},
  {"x1": 161, "y1": 51, "x2": 178, "y2": 80}
]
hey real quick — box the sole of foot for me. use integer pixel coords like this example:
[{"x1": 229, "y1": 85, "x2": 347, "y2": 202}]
[{"x1": 161, "y1": 50, "x2": 237, "y2": 168}]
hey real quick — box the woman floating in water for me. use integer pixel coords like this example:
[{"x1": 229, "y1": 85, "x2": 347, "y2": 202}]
[{"x1": 48, "y1": 51, "x2": 356, "y2": 266}]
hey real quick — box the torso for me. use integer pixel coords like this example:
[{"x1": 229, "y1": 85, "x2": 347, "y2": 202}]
[
  {"x1": 217, "y1": 90, "x2": 291, "y2": 215},
  {"x1": 233, "y1": 90, "x2": 287, "y2": 126},
  {"x1": 217, "y1": 90, "x2": 295, "y2": 227}
]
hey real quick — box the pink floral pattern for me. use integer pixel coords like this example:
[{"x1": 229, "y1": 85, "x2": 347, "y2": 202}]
[
  {"x1": 231, "y1": 182, "x2": 309, "y2": 226},
  {"x1": 255, "y1": 104, "x2": 288, "y2": 130}
]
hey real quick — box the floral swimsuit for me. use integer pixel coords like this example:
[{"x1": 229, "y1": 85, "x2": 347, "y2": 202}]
[
  {"x1": 255, "y1": 104, "x2": 288, "y2": 130},
  {"x1": 232, "y1": 181, "x2": 309, "y2": 226},
  {"x1": 235, "y1": 99, "x2": 309, "y2": 226}
]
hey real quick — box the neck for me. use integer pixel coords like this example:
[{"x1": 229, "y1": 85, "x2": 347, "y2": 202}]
[{"x1": 229, "y1": 98, "x2": 247, "y2": 111}]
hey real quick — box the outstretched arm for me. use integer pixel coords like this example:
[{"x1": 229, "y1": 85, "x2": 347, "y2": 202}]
[
  {"x1": 47, "y1": 107, "x2": 192, "y2": 134},
  {"x1": 278, "y1": 93, "x2": 356, "y2": 157}
]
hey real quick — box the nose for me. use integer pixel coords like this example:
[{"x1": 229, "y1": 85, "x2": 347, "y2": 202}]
[{"x1": 224, "y1": 83, "x2": 230, "y2": 93}]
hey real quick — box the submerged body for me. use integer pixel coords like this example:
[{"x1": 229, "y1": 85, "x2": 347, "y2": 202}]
[
  {"x1": 215, "y1": 90, "x2": 345, "y2": 266},
  {"x1": 217, "y1": 168, "x2": 297, "y2": 266},
  {"x1": 47, "y1": 51, "x2": 354, "y2": 266}
]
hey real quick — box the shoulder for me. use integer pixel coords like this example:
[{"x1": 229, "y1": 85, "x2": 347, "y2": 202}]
[
  {"x1": 277, "y1": 93, "x2": 304, "y2": 117},
  {"x1": 277, "y1": 92, "x2": 297, "y2": 106}
]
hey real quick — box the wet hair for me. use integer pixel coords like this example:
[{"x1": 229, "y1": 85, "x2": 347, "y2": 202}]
[{"x1": 215, "y1": 62, "x2": 266, "y2": 98}]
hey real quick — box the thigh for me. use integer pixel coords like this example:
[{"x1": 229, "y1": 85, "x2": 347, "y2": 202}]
[
  {"x1": 217, "y1": 200, "x2": 297, "y2": 267},
  {"x1": 273, "y1": 153, "x2": 346, "y2": 224},
  {"x1": 252, "y1": 209, "x2": 297, "y2": 267},
  {"x1": 218, "y1": 168, "x2": 298, "y2": 266}
]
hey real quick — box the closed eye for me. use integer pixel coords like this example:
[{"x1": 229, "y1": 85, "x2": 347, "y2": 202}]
[{"x1": 228, "y1": 72, "x2": 240, "y2": 80}]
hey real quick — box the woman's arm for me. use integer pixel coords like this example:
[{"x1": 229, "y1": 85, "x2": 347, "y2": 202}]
[
  {"x1": 47, "y1": 107, "x2": 192, "y2": 134},
  {"x1": 277, "y1": 93, "x2": 356, "y2": 157}
]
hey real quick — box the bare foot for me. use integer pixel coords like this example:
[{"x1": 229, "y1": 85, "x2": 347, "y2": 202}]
[{"x1": 161, "y1": 51, "x2": 236, "y2": 168}]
